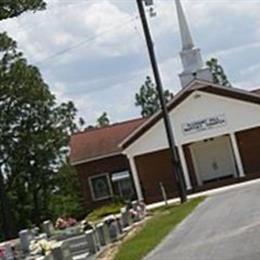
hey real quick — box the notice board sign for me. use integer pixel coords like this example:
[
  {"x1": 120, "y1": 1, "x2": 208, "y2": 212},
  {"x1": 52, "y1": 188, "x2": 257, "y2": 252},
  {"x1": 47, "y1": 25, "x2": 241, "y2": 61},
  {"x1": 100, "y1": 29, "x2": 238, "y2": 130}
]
[{"x1": 182, "y1": 114, "x2": 227, "y2": 135}]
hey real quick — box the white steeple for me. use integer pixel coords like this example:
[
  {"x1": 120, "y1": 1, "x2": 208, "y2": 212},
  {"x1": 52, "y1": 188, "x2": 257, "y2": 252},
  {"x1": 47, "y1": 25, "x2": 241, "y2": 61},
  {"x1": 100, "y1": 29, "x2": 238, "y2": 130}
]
[{"x1": 175, "y1": 0, "x2": 213, "y2": 88}]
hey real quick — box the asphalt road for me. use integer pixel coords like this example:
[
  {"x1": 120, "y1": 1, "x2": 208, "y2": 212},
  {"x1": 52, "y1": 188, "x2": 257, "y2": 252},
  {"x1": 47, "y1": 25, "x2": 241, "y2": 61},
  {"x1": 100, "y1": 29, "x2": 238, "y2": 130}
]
[{"x1": 145, "y1": 182, "x2": 260, "y2": 260}]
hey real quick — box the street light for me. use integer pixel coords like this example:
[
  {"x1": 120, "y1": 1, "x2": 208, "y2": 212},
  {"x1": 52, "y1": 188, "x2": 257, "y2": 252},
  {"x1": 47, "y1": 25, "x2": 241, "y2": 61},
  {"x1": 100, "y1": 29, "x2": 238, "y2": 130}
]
[{"x1": 136, "y1": 0, "x2": 187, "y2": 203}]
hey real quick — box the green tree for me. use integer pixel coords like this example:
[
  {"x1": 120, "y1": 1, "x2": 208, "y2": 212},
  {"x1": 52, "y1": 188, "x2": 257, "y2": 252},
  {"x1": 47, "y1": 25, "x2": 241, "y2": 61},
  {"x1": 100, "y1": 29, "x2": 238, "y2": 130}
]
[
  {"x1": 0, "y1": 32, "x2": 79, "y2": 237},
  {"x1": 0, "y1": 0, "x2": 83, "y2": 239},
  {"x1": 96, "y1": 112, "x2": 110, "y2": 127},
  {"x1": 135, "y1": 76, "x2": 174, "y2": 118},
  {"x1": 0, "y1": 0, "x2": 46, "y2": 240},
  {"x1": 0, "y1": 0, "x2": 46, "y2": 21},
  {"x1": 206, "y1": 58, "x2": 231, "y2": 87},
  {"x1": 48, "y1": 160, "x2": 84, "y2": 221}
]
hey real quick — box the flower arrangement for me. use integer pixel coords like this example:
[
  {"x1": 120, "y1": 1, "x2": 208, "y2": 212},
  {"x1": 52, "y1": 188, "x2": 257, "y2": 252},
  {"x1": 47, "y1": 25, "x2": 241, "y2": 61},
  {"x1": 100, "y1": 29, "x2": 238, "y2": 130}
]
[
  {"x1": 29, "y1": 239, "x2": 57, "y2": 256},
  {"x1": 55, "y1": 217, "x2": 77, "y2": 230}
]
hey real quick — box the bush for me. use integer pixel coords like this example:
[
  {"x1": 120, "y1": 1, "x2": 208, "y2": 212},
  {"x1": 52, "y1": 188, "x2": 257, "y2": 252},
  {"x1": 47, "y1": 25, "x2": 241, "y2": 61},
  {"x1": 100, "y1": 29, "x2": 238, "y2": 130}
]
[{"x1": 86, "y1": 201, "x2": 124, "y2": 222}]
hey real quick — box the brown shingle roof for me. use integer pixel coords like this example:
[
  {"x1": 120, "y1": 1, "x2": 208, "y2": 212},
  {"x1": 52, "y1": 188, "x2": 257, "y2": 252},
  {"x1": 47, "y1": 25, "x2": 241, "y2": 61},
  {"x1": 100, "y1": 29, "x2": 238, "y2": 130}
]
[
  {"x1": 252, "y1": 89, "x2": 260, "y2": 95},
  {"x1": 70, "y1": 118, "x2": 146, "y2": 165}
]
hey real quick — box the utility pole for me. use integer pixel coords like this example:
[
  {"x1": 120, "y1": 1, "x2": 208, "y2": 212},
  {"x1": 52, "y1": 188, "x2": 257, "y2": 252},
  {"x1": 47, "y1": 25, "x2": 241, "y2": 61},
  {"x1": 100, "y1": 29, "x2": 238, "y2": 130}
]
[{"x1": 136, "y1": 0, "x2": 187, "y2": 203}]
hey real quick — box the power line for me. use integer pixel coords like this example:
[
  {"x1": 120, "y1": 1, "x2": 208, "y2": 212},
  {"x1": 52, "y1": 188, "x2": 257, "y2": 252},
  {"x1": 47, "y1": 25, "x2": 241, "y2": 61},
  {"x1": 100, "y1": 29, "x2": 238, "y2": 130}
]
[{"x1": 35, "y1": 15, "x2": 139, "y2": 65}]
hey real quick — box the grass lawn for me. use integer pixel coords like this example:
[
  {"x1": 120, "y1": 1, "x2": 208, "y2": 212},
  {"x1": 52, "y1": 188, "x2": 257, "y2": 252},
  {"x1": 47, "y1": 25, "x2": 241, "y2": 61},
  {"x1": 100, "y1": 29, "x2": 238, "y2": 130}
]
[{"x1": 114, "y1": 197, "x2": 205, "y2": 260}]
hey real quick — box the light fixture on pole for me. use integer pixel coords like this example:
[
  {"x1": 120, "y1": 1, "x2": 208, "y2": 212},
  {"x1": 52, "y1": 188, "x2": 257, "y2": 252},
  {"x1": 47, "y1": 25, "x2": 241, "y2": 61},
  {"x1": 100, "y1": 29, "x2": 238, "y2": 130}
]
[{"x1": 136, "y1": 0, "x2": 187, "y2": 203}]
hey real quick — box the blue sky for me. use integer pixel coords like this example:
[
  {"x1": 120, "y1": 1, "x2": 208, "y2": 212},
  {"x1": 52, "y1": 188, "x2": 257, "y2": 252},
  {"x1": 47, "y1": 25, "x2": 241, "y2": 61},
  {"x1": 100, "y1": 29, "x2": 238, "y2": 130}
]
[{"x1": 1, "y1": 0, "x2": 260, "y2": 125}]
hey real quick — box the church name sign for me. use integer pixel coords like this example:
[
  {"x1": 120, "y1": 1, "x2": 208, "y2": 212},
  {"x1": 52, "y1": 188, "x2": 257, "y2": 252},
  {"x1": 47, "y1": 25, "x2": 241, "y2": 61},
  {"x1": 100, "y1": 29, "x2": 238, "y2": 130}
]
[{"x1": 182, "y1": 114, "x2": 227, "y2": 135}]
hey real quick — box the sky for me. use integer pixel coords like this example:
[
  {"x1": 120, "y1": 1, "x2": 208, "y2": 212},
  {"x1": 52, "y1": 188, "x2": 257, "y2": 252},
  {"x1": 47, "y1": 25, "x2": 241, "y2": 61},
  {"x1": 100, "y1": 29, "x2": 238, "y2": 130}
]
[{"x1": 1, "y1": 0, "x2": 260, "y2": 125}]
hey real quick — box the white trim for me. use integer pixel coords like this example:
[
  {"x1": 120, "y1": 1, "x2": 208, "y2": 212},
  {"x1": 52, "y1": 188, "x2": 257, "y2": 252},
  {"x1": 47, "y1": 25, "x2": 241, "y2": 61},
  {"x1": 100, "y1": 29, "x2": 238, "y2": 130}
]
[
  {"x1": 71, "y1": 152, "x2": 122, "y2": 166},
  {"x1": 128, "y1": 156, "x2": 143, "y2": 200},
  {"x1": 88, "y1": 173, "x2": 113, "y2": 202},
  {"x1": 177, "y1": 146, "x2": 192, "y2": 190},
  {"x1": 190, "y1": 145, "x2": 202, "y2": 186},
  {"x1": 230, "y1": 132, "x2": 245, "y2": 178},
  {"x1": 120, "y1": 79, "x2": 260, "y2": 150}
]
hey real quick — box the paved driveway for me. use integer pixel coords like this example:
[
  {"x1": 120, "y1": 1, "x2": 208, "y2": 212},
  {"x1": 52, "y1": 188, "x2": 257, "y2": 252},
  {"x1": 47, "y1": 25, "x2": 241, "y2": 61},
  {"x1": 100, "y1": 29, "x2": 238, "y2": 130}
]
[{"x1": 145, "y1": 182, "x2": 260, "y2": 260}]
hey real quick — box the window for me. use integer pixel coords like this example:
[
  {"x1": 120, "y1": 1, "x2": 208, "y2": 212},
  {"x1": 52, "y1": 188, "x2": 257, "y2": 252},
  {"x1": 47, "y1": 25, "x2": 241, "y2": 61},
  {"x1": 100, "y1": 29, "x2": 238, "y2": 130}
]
[
  {"x1": 89, "y1": 174, "x2": 112, "y2": 201},
  {"x1": 111, "y1": 171, "x2": 135, "y2": 199}
]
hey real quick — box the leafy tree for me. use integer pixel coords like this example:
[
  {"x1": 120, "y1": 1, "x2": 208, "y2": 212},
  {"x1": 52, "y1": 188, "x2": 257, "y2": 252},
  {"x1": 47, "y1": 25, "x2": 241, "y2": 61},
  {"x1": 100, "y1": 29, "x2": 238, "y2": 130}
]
[
  {"x1": 0, "y1": 0, "x2": 46, "y2": 240},
  {"x1": 0, "y1": 32, "x2": 79, "y2": 238},
  {"x1": 206, "y1": 58, "x2": 231, "y2": 87},
  {"x1": 0, "y1": 0, "x2": 46, "y2": 21},
  {"x1": 48, "y1": 160, "x2": 84, "y2": 221},
  {"x1": 96, "y1": 112, "x2": 110, "y2": 127},
  {"x1": 0, "y1": 0, "x2": 84, "y2": 239},
  {"x1": 135, "y1": 76, "x2": 174, "y2": 118}
]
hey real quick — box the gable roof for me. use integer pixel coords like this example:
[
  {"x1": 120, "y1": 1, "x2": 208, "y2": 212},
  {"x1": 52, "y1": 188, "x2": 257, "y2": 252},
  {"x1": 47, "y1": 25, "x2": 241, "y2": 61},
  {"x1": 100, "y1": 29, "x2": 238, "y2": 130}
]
[
  {"x1": 252, "y1": 88, "x2": 260, "y2": 95},
  {"x1": 70, "y1": 118, "x2": 146, "y2": 165},
  {"x1": 120, "y1": 80, "x2": 260, "y2": 150}
]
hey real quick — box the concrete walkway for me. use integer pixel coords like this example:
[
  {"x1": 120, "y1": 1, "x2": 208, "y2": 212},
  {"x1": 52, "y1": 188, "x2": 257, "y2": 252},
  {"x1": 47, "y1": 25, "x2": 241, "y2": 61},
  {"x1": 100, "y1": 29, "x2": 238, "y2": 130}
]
[{"x1": 145, "y1": 181, "x2": 260, "y2": 260}]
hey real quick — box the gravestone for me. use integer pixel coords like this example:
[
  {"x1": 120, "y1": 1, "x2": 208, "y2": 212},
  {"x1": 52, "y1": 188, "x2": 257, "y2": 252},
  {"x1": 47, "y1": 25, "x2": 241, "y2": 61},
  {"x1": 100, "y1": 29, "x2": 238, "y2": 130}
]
[
  {"x1": 0, "y1": 243, "x2": 14, "y2": 260},
  {"x1": 42, "y1": 220, "x2": 55, "y2": 238},
  {"x1": 120, "y1": 207, "x2": 131, "y2": 228},
  {"x1": 31, "y1": 227, "x2": 40, "y2": 237},
  {"x1": 116, "y1": 215, "x2": 123, "y2": 234},
  {"x1": 37, "y1": 233, "x2": 48, "y2": 241},
  {"x1": 108, "y1": 220, "x2": 119, "y2": 242},
  {"x1": 139, "y1": 200, "x2": 147, "y2": 219},
  {"x1": 85, "y1": 230, "x2": 99, "y2": 255},
  {"x1": 52, "y1": 241, "x2": 72, "y2": 260},
  {"x1": 95, "y1": 223, "x2": 110, "y2": 247},
  {"x1": 19, "y1": 229, "x2": 33, "y2": 253}
]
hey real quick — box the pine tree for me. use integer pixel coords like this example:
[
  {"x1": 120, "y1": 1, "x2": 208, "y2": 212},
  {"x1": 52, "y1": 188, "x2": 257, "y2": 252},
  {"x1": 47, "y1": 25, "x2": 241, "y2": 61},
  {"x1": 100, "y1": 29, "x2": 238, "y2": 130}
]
[
  {"x1": 206, "y1": 58, "x2": 231, "y2": 87},
  {"x1": 135, "y1": 76, "x2": 174, "y2": 118}
]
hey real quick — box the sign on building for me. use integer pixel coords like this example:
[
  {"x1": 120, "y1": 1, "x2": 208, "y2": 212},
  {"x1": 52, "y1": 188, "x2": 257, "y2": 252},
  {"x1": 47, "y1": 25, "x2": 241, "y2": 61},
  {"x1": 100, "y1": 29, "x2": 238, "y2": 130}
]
[{"x1": 182, "y1": 114, "x2": 227, "y2": 135}]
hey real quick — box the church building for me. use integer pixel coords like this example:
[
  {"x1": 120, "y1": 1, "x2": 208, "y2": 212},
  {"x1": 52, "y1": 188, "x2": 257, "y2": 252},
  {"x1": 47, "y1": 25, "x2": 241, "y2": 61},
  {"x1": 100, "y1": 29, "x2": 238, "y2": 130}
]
[
  {"x1": 119, "y1": 0, "x2": 260, "y2": 203},
  {"x1": 70, "y1": 0, "x2": 260, "y2": 208}
]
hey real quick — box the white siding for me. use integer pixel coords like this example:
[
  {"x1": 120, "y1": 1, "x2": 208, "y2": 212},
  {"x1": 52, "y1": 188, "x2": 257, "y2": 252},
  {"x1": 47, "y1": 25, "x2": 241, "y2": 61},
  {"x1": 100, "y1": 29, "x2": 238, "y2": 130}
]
[{"x1": 125, "y1": 90, "x2": 260, "y2": 157}]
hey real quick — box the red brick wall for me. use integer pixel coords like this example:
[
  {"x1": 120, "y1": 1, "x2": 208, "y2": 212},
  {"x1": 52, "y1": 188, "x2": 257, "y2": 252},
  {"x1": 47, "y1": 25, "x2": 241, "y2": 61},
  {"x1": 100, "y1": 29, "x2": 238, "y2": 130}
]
[
  {"x1": 134, "y1": 149, "x2": 179, "y2": 204},
  {"x1": 74, "y1": 155, "x2": 132, "y2": 210},
  {"x1": 236, "y1": 127, "x2": 260, "y2": 175}
]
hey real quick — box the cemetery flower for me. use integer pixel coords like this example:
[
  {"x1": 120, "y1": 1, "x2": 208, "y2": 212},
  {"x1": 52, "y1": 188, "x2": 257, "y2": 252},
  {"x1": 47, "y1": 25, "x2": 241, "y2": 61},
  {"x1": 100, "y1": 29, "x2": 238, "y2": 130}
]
[
  {"x1": 29, "y1": 239, "x2": 57, "y2": 256},
  {"x1": 55, "y1": 216, "x2": 77, "y2": 230}
]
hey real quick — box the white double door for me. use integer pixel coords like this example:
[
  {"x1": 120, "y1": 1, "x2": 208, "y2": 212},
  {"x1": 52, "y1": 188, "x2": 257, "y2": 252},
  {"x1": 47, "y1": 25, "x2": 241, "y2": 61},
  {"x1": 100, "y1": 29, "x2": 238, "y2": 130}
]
[{"x1": 191, "y1": 136, "x2": 237, "y2": 185}]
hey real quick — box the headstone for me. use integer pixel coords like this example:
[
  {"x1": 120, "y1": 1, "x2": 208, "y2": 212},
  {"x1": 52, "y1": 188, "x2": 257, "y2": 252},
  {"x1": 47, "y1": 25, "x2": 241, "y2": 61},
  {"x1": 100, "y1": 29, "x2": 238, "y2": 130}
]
[
  {"x1": 0, "y1": 243, "x2": 14, "y2": 260},
  {"x1": 42, "y1": 220, "x2": 55, "y2": 238},
  {"x1": 31, "y1": 227, "x2": 40, "y2": 237},
  {"x1": 95, "y1": 223, "x2": 110, "y2": 247},
  {"x1": 108, "y1": 220, "x2": 119, "y2": 242},
  {"x1": 139, "y1": 200, "x2": 147, "y2": 218},
  {"x1": 132, "y1": 201, "x2": 138, "y2": 211},
  {"x1": 120, "y1": 207, "x2": 130, "y2": 228},
  {"x1": 116, "y1": 215, "x2": 123, "y2": 234},
  {"x1": 52, "y1": 241, "x2": 72, "y2": 260},
  {"x1": 37, "y1": 233, "x2": 48, "y2": 241},
  {"x1": 85, "y1": 230, "x2": 99, "y2": 255},
  {"x1": 19, "y1": 229, "x2": 33, "y2": 253}
]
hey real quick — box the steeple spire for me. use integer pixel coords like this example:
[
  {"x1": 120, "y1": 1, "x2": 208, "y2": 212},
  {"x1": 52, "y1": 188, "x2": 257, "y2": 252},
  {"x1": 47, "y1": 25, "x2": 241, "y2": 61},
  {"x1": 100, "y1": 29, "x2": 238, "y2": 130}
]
[
  {"x1": 175, "y1": 0, "x2": 213, "y2": 88},
  {"x1": 175, "y1": 0, "x2": 194, "y2": 51}
]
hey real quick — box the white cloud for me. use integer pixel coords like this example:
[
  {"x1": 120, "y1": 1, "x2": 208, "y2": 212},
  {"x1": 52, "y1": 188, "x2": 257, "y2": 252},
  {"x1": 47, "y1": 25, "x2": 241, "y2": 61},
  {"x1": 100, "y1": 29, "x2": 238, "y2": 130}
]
[{"x1": 1, "y1": 0, "x2": 260, "y2": 124}]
